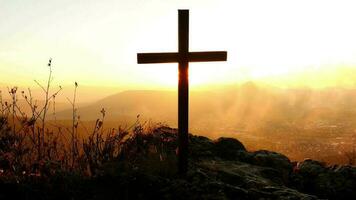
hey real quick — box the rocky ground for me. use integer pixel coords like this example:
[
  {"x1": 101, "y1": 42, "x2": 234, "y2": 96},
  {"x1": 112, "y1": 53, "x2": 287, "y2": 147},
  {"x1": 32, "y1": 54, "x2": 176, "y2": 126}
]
[{"x1": 0, "y1": 127, "x2": 355, "y2": 200}]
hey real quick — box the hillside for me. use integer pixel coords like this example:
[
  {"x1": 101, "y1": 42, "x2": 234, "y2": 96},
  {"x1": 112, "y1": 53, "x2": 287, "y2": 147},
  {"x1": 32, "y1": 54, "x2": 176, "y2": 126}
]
[{"x1": 0, "y1": 127, "x2": 354, "y2": 200}]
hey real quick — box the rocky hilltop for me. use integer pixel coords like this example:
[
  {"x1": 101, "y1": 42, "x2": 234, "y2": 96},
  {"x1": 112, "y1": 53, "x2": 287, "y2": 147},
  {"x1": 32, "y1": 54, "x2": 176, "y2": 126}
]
[{"x1": 0, "y1": 127, "x2": 355, "y2": 200}]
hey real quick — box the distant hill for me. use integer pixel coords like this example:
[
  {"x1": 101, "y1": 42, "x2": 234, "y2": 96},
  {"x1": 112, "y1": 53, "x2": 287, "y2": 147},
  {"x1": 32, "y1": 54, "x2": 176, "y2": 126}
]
[
  {"x1": 54, "y1": 83, "x2": 356, "y2": 135},
  {"x1": 54, "y1": 85, "x2": 256, "y2": 120},
  {"x1": 55, "y1": 90, "x2": 177, "y2": 122}
]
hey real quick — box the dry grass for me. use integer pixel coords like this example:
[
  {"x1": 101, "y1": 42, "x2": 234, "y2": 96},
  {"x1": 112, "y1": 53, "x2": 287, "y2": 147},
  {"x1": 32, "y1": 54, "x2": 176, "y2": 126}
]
[{"x1": 0, "y1": 59, "x2": 168, "y2": 180}]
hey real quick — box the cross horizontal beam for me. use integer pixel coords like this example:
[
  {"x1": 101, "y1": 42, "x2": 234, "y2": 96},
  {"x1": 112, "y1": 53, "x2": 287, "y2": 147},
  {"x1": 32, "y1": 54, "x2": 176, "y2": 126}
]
[{"x1": 137, "y1": 51, "x2": 227, "y2": 64}]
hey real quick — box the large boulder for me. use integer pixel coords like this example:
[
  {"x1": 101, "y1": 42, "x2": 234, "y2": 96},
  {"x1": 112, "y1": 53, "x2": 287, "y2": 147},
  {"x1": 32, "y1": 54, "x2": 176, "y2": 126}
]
[
  {"x1": 247, "y1": 150, "x2": 293, "y2": 184},
  {"x1": 189, "y1": 135, "x2": 215, "y2": 159},
  {"x1": 250, "y1": 150, "x2": 292, "y2": 170},
  {"x1": 297, "y1": 159, "x2": 326, "y2": 176},
  {"x1": 213, "y1": 137, "x2": 247, "y2": 160}
]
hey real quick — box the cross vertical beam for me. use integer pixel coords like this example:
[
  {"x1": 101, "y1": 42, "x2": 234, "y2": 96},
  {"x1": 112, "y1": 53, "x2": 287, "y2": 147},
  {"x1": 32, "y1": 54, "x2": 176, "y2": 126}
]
[{"x1": 178, "y1": 9, "x2": 189, "y2": 175}]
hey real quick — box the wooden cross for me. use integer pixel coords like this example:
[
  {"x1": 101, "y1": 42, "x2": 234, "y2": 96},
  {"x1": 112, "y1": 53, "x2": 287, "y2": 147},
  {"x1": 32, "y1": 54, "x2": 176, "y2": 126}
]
[{"x1": 137, "y1": 10, "x2": 227, "y2": 175}]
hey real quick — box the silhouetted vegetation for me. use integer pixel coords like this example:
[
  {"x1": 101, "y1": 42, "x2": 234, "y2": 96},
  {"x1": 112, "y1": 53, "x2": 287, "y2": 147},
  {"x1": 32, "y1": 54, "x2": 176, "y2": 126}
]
[{"x1": 0, "y1": 60, "x2": 165, "y2": 178}]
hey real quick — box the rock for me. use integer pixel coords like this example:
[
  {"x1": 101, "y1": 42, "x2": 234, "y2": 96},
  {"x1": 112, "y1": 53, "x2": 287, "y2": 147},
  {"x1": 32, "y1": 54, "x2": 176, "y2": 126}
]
[
  {"x1": 258, "y1": 167, "x2": 286, "y2": 184},
  {"x1": 117, "y1": 129, "x2": 355, "y2": 199},
  {"x1": 260, "y1": 186, "x2": 318, "y2": 200},
  {"x1": 196, "y1": 160, "x2": 317, "y2": 200},
  {"x1": 293, "y1": 159, "x2": 356, "y2": 199},
  {"x1": 189, "y1": 135, "x2": 215, "y2": 159},
  {"x1": 251, "y1": 150, "x2": 292, "y2": 169},
  {"x1": 296, "y1": 159, "x2": 326, "y2": 176},
  {"x1": 213, "y1": 137, "x2": 246, "y2": 160},
  {"x1": 248, "y1": 150, "x2": 293, "y2": 184}
]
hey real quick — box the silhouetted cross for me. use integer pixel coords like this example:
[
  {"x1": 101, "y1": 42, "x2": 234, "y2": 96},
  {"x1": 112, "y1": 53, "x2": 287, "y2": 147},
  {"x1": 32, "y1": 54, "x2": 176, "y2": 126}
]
[{"x1": 137, "y1": 10, "x2": 227, "y2": 175}]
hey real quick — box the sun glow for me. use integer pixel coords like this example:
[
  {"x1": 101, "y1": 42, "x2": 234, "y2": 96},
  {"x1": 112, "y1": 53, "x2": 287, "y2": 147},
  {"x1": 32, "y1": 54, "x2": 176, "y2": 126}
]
[{"x1": 137, "y1": 62, "x2": 233, "y2": 89}]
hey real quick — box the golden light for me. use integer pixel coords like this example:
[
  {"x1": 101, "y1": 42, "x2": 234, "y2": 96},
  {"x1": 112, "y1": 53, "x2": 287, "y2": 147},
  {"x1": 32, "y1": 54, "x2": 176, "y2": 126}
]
[{"x1": 1, "y1": 0, "x2": 356, "y2": 89}]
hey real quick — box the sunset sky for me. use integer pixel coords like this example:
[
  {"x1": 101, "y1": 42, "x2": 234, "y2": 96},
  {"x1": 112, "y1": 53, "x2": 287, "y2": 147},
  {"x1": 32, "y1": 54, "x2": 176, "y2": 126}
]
[{"x1": 1, "y1": 0, "x2": 356, "y2": 90}]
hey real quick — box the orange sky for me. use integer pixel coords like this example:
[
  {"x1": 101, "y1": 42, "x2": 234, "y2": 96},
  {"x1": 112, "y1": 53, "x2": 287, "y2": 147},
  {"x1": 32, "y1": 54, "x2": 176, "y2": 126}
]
[{"x1": 1, "y1": 0, "x2": 356, "y2": 90}]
